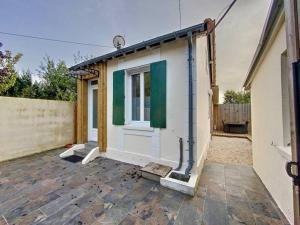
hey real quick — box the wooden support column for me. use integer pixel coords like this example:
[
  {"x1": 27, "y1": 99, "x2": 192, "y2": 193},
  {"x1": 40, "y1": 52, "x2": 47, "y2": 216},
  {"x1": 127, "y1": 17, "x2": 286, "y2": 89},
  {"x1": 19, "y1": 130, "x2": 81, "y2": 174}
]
[
  {"x1": 76, "y1": 78, "x2": 88, "y2": 144},
  {"x1": 284, "y1": 0, "x2": 300, "y2": 223},
  {"x1": 97, "y1": 62, "x2": 107, "y2": 151}
]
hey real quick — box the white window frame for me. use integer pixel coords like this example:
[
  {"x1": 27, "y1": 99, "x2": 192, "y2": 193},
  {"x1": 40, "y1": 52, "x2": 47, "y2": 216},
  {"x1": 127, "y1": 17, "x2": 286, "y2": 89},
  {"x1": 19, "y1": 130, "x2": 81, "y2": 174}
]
[{"x1": 125, "y1": 65, "x2": 150, "y2": 127}]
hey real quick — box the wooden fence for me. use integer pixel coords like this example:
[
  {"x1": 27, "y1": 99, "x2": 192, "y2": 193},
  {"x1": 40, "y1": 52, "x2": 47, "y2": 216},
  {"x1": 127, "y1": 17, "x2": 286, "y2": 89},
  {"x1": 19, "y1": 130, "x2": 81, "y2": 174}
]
[{"x1": 213, "y1": 103, "x2": 251, "y2": 133}]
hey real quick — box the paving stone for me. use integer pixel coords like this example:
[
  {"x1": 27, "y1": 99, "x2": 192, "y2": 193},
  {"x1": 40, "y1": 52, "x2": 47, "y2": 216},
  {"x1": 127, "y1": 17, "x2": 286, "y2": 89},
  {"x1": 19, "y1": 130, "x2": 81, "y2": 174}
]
[
  {"x1": 39, "y1": 186, "x2": 88, "y2": 216},
  {"x1": 175, "y1": 196, "x2": 204, "y2": 225},
  {"x1": 36, "y1": 204, "x2": 81, "y2": 225},
  {"x1": 0, "y1": 144, "x2": 291, "y2": 225},
  {"x1": 253, "y1": 214, "x2": 286, "y2": 225},
  {"x1": 67, "y1": 201, "x2": 105, "y2": 225},
  {"x1": 203, "y1": 198, "x2": 228, "y2": 225},
  {"x1": 227, "y1": 206, "x2": 256, "y2": 225},
  {"x1": 119, "y1": 214, "x2": 144, "y2": 225},
  {"x1": 4, "y1": 191, "x2": 60, "y2": 223},
  {"x1": 10, "y1": 210, "x2": 47, "y2": 225}
]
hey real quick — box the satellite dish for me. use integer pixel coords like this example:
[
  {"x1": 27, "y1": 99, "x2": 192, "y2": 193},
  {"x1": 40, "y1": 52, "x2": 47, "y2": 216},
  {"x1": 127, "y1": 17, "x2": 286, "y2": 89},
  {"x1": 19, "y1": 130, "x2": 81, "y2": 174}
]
[
  {"x1": 0, "y1": 42, "x2": 3, "y2": 48},
  {"x1": 113, "y1": 35, "x2": 125, "y2": 50}
]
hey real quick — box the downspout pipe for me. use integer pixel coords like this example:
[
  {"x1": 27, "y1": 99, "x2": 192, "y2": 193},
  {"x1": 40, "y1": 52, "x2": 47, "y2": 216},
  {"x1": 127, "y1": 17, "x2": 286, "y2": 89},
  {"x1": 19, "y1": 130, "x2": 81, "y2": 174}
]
[{"x1": 185, "y1": 32, "x2": 194, "y2": 176}]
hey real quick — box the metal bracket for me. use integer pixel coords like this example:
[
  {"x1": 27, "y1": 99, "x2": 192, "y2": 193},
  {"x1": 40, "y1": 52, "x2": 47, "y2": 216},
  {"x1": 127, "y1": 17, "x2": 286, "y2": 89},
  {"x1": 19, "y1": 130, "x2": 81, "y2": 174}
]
[
  {"x1": 68, "y1": 68, "x2": 99, "y2": 80},
  {"x1": 286, "y1": 161, "x2": 299, "y2": 186}
]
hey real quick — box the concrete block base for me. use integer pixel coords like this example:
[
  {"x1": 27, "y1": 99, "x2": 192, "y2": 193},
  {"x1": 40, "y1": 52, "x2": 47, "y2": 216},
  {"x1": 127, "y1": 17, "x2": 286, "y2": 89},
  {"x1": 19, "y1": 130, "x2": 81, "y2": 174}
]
[{"x1": 160, "y1": 171, "x2": 199, "y2": 196}]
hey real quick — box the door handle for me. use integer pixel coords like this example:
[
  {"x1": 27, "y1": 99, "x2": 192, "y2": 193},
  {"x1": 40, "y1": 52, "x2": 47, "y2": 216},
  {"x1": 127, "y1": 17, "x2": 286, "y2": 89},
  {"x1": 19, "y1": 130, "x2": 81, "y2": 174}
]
[{"x1": 286, "y1": 161, "x2": 299, "y2": 186}]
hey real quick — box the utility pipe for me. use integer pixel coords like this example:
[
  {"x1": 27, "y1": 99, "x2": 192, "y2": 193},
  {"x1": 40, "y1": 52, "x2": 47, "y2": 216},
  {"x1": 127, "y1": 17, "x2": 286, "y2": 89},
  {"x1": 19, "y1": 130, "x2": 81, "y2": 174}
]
[
  {"x1": 175, "y1": 138, "x2": 183, "y2": 171},
  {"x1": 185, "y1": 32, "x2": 194, "y2": 176}
]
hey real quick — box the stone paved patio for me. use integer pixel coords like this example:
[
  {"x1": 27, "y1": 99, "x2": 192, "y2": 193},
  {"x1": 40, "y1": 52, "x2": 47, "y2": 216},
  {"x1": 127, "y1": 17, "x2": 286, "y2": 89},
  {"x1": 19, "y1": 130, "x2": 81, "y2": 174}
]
[{"x1": 0, "y1": 142, "x2": 290, "y2": 225}]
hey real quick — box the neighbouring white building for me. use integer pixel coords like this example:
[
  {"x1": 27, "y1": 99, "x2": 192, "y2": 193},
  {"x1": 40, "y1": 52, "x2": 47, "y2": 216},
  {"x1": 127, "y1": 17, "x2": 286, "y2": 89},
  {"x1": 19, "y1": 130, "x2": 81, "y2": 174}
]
[
  {"x1": 61, "y1": 19, "x2": 218, "y2": 194},
  {"x1": 243, "y1": 0, "x2": 294, "y2": 223}
]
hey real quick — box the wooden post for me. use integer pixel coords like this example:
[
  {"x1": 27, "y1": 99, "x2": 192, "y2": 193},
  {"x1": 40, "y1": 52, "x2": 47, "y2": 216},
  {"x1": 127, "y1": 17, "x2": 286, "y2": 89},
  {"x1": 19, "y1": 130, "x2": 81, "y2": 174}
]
[
  {"x1": 284, "y1": 0, "x2": 300, "y2": 223},
  {"x1": 76, "y1": 79, "x2": 88, "y2": 144},
  {"x1": 97, "y1": 62, "x2": 107, "y2": 152}
]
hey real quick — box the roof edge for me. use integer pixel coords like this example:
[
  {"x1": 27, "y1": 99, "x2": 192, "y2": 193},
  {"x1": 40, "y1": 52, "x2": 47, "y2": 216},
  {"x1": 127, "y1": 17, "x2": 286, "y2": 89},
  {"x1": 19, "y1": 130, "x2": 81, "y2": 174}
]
[
  {"x1": 243, "y1": 0, "x2": 284, "y2": 90},
  {"x1": 70, "y1": 20, "x2": 209, "y2": 70}
]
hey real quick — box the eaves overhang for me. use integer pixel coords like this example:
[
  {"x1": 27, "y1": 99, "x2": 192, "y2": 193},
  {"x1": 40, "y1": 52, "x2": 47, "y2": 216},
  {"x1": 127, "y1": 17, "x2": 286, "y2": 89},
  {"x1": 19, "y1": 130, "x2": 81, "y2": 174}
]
[
  {"x1": 243, "y1": 0, "x2": 284, "y2": 90},
  {"x1": 70, "y1": 22, "x2": 206, "y2": 71}
]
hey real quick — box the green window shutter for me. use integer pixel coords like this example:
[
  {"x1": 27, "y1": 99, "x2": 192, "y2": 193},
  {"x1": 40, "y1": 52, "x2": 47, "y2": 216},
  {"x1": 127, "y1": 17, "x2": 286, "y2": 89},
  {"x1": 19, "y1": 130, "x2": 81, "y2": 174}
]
[
  {"x1": 150, "y1": 60, "x2": 167, "y2": 128},
  {"x1": 113, "y1": 70, "x2": 125, "y2": 125}
]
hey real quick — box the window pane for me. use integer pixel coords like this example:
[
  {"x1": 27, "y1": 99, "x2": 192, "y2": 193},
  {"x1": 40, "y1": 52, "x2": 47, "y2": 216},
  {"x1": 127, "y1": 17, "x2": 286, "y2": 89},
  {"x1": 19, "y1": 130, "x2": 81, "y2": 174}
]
[
  {"x1": 144, "y1": 72, "x2": 150, "y2": 121},
  {"x1": 132, "y1": 74, "x2": 140, "y2": 121},
  {"x1": 93, "y1": 89, "x2": 98, "y2": 128}
]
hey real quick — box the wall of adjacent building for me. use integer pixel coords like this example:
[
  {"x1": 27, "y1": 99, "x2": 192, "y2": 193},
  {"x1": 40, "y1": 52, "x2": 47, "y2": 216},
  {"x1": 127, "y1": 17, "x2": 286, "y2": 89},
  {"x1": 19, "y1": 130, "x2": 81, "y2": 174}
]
[
  {"x1": 195, "y1": 34, "x2": 212, "y2": 173},
  {"x1": 104, "y1": 36, "x2": 211, "y2": 175},
  {"x1": 0, "y1": 97, "x2": 75, "y2": 162},
  {"x1": 250, "y1": 21, "x2": 294, "y2": 223}
]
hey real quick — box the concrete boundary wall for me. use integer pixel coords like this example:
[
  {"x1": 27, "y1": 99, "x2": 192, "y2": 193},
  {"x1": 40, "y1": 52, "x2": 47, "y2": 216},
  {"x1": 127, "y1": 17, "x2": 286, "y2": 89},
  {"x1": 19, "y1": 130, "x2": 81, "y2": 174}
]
[{"x1": 0, "y1": 97, "x2": 75, "y2": 162}]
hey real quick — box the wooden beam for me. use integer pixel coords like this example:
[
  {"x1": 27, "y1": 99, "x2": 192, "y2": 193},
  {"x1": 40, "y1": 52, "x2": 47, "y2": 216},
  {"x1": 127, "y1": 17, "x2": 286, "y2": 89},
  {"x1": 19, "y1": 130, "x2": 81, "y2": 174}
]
[
  {"x1": 284, "y1": 0, "x2": 300, "y2": 223},
  {"x1": 97, "y1": 62, "x2": 107, "y2": 151},
  {"x1": 76, "y1": 79, "x2": 88, "y2": 143}
]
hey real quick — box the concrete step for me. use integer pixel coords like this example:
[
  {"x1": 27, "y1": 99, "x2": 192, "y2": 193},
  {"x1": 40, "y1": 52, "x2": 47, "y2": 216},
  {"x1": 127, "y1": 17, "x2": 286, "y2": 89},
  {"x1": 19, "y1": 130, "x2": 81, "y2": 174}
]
[
  {"x1": 140, "y1": 162, "x2": 172, "y2": 182},
  {"x1": 74, "y1": 142, "x2": 97, "y2": 158}
]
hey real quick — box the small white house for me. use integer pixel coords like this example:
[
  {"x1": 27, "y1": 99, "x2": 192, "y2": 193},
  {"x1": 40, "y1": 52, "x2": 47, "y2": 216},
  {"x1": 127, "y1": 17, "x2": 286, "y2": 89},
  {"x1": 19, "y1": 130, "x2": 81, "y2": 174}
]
[
  {"x1": 64, "y1": 19, "x2": 217, "y2": 194},
  {"x1": 243, "y1": 0, "x2": 294, "y2": 223}
]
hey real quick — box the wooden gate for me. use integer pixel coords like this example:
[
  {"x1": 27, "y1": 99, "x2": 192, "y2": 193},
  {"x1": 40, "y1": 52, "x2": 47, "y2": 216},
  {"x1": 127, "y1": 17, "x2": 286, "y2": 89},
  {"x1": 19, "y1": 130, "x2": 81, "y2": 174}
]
[{"x1": 214, "y1": 103, "x2": 251, "y2": 133}]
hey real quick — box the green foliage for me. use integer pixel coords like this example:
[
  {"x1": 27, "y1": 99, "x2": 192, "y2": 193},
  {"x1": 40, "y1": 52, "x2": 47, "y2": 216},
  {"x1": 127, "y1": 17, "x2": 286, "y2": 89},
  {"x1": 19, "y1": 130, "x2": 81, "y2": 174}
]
[
  {"x1": 223, "y1": 90, "x2": 251, "y2": 104},
  {"x1": 37, "y1": 56, "x2": 76, "y2": 101},
  {"x1": 0, "y1": 50, "x2": 22, "y2": 94},
  {"x1": 4, "y1": 70, "x2": 41, "y2": 98},
  {"x1": 3, "y1": 56, "x2": 76, "y2": 101}
]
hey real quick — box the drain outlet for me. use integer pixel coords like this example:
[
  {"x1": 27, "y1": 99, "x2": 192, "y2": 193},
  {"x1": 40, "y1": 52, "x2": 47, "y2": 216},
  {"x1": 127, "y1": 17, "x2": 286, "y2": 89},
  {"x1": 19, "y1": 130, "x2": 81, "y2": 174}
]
[{"x1": 169, "y1": 172, "x2": 190, "y2": 182}]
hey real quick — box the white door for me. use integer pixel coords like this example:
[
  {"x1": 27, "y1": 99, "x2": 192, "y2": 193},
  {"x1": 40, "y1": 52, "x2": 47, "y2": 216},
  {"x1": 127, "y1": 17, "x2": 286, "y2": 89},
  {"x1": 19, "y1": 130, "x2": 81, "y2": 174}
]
[{"x1": 88, "y1": 79, "x2": 98, "y2": 142}]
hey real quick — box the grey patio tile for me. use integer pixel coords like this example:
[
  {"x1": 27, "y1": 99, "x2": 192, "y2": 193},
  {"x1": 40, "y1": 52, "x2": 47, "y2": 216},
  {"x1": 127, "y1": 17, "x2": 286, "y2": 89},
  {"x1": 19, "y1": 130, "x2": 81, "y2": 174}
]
[
  {"x1": 225, "y1": 184, "x2": 247, "y2": 199},
  {"x1": 175, "y1": 195, "x2": 204, "y2": 225},
  {"x1": 67, "y1": 201, "x2": 105, "y2": 225},
  {"x1": 227, "y1": 205, "x2": 256, "y2": 225},
  {"x1": 0, "y1": 143, "x2": 291, "y2": 225},
  {"x1": 36, "y1": 204, "x2": 81, "y2": 225},
  {"x1": 9, "y1": 209, "x2": 47, "y2": 225},
  {"x1": 0, "y1": 195, "x2": 29, "y2": 216},
  {"x1": 202, "y1": 198, "x2": 228, "y2": 225},
  {"x1": 248, "y1": 201, "x2": 281, "y2": 220},
  {"x1": 206, "y1": 181, "x2": 226, "y2": 203},
  {"x1": 4, "y1": 191, "x2": 60, "y2": 223},
  {"x1": 253, "y1": 213, "x2": 286, "y2": 225},
  {"x1": 39, "y1": 186, "x2": 88, "y2": 216},
  {"x1": 226, "y1": 194, "x2": 255, "y2": 225},
  {"x1": 119, "y1": 214, "x2": 145, "y2": 225},
  {"x1": 104, "y1": 205, "x2": 131, "y2": 224}
]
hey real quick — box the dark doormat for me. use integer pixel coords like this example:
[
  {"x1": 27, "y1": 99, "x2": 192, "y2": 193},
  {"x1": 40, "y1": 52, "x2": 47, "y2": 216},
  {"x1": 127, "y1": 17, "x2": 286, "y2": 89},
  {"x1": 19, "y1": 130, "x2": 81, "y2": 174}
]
[{"x1": 62, "y1": 155, "x2": 83, "y2": 163}]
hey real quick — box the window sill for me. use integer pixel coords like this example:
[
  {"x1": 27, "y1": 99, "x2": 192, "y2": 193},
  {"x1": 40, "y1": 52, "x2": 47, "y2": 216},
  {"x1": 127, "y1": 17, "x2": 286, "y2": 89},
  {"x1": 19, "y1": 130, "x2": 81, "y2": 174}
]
[{"x1": 123, "y1": 124, "x2": 154, "y2": 132}]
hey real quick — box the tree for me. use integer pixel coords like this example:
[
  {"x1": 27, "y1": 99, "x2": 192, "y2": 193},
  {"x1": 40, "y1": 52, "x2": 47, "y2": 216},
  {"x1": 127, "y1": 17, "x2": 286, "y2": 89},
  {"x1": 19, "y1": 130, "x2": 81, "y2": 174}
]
[
  {"x1": 38, "y1": 56, "x2": 76, "y2": 101},
  {"x1": 73, "y1": 51, "x2": 94, "y2": 64},
  {"x1": 0, "y1": 50, "x2": 22, "y2": 94},
  {"x1": 223, "y1": 90, "x2": 251, "y2": 104},
  {"x1": 3, "y1": 70, "x2": 42, "y2": 98}
]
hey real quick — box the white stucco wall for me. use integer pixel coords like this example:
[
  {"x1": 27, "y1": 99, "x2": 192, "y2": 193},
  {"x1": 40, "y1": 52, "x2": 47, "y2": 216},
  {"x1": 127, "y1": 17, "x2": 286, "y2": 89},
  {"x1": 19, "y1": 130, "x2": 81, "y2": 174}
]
[
  {"x1": 104, "y1": 36, "x2": 211, "y2": 175},
  {"x1": 195, "y1": 34, "x2": 212, "y2": 173},
  {"x1": 0, "y1": 97, "x2": 75, "y2": 162},
  {"x1": 250, "y1": 22, "x2": 294, "y2": 223}
]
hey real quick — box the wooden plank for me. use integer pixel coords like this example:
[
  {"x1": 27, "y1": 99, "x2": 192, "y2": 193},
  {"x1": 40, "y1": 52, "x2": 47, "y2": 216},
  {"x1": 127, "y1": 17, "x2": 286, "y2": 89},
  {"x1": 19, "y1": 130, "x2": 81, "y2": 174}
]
[
  {"x1": 97, "y1": 62, "x2": 107, "y2": 152},
  {"x1": 76, "y1": 79, "x2": 88, "y2": 143},
  {"x1": 284, "y1": 0, "x2": 300, "y2": 223},
  {"x1": 214, "y1": 103, "x2": 251, "y2": 133}
]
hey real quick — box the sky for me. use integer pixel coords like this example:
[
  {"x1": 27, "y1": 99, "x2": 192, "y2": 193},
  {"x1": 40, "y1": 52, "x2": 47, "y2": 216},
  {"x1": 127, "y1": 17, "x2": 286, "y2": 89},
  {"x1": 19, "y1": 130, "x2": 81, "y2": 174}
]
[{"x1": 1, "y1": 0, "x2": 271, "y2": 101}]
